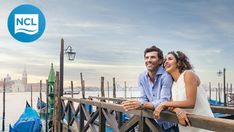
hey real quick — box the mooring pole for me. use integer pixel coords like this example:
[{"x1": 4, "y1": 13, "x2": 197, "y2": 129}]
[{"x1": 2, "y1": 78, "x2": 6, "y2": 131}]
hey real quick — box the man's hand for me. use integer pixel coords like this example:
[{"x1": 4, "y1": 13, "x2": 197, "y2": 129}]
[
  {"x1": 121, "y1": 100, "x2": 141, "y2": 111},
  {"x1": 153, "y1": 102, "x2": 168, "y2": 119}
]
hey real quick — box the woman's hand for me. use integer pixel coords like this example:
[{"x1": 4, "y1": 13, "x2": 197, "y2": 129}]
[
  {"x1": 176, "y1": 109, "x2": 191, "y2": 127},
  {"x1": 153, "y1": 102, "x2": 166, "y2": 119}
]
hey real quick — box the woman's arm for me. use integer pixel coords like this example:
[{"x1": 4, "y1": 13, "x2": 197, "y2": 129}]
[{"x1": 162, "y1": 71, "x2": 199, "y2": 108}]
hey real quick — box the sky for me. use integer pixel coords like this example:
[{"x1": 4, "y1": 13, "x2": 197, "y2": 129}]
[{"x1": 0, "y1": 0, "x2": 234, "y2": 88}]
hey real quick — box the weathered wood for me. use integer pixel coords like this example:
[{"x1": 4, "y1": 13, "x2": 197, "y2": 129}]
[
  {"x1": 2, "y1": 78, "x2": 6, "y2": 131},
  {"x1": 45, "y1": 80, "x2": 48, "y2": 132},
  {"x1": 31, "y1": 84, "x2": 33, "y2": 107},
  {"x1": 101, "y1": 77, "x2": 105, "y2": 101},
  {"x1": 59, "y1": 96, "x2": 234, "y2": 132},
  {"x1": 54, "y1": 71, "x2": 60, "y2": 132},
  {"x1": 209, "y1": 82, "x2": 211, "y2": 100},
  {"x1": 89, "y1": 96, "x2": 126, "y2": 102},
  {"x1": 120, "y1": 115, "x2": 139, "y2": 132},
  {"x1": 80, "y1": 72, "x2": 85, "y2": 99},
  {"x1": 82, "y1": 110, "x2": 99, "y2": 132},
  {"x1": 71, "y1": 81, "x2": 73, "y2": 98},
  {"x1": 113, "y1": 77, "x2": 116, "y2": 98},
  {"x1": 67, "y1": 101, "x2": 72, "y2": 132},
  {"x1": 124, "y1": 81, "x2": 127, "y2": 98},
  {"x1": 107, "y1": 81, "x2": 110, "y2": 99},
  {"x1": 40, "y1": 80, "x2": 42, "y2": 114},
  {"x1": 211, "y1": 106, "x2": 234, "y2": 114},
  {"x1": 102, "y1": 109, "x2": 118, "y2": 132},
  {"x1": 145, "y1": 118, "x2": 162, "y2": 132},
  {"x1": 99, "y1": 106, "x2": 106, "y2": 132},
  {"x1": 81, "y1": 104, "x2": 97, "y2": 132},
  {"x1": 117, "y1": 111, "x2": 123, "y2": 128},
  {"x1": 79, "y1": 104, "x2": 85, "y2": 131},
  {"x1": 218, "y1": 83, "x2": 221, "y2": 103}
]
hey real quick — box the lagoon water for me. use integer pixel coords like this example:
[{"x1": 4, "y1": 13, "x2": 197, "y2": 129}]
[{"x1": 0, "y1": 90, "x2": 222, "y2": 131}]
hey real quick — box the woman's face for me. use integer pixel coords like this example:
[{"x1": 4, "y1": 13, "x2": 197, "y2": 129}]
[{"x1": 164, "y1": 53, "x2": 177, "y2": 74}]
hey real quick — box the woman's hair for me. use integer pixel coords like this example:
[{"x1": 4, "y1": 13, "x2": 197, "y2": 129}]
[{"x1": 167, "y1": 51, "x2": 193, "y2": 73}]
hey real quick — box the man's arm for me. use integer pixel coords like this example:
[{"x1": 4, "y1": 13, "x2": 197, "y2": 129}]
[{"x1": 152, "y1": 73, "x2": 173, "y2": 108}]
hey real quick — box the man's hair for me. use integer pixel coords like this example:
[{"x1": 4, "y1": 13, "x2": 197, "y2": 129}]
[{"x1": 144, "y1": 45, "x2": 163, "y2": 62}]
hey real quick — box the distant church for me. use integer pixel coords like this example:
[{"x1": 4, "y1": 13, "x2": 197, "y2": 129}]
[
  {"x1": 0, "y1": 68, "x2": 46, "y2": 92},
  {"x1": 0, "y1": 67, "x2": 27, "y2": 92}
]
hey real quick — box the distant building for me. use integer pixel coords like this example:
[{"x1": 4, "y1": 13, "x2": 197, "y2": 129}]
[{"x1": 0, "y1": 68, "x2": 46, "y2": 92}]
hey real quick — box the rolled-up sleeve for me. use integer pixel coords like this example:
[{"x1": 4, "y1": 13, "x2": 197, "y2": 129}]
[
  {"x1": 152, "y1": 73, "x2": 173, "y2": 108},
  {"x1": 138, "y1": 75, "x2": 148, "y2": 104}
]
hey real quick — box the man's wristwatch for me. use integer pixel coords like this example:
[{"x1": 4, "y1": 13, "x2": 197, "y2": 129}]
[{"x1": 140, "y1": 102, "x2": 144, "y2": 109}]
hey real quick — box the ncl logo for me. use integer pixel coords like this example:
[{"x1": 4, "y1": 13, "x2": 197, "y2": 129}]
[
  {"x1": 15, "y1": 14, "x2": 38, "y2": 35},
  {"x1": 8, "y1": 4, "x2": 46, "y2": 43}
]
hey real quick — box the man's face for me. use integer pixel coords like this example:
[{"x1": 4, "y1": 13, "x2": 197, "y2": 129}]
[{"x1": 144, "y1": 51, "x2": 161, "y2": 72}]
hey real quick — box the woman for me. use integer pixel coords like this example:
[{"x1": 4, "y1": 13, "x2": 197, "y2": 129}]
[{"x1": 153, "y1": 51, "x2": 213, "y2": 132}]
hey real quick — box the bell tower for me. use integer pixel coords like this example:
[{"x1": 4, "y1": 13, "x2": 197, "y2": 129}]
[{"x1": 22, "y1": 66, "x2": 27, "y2": 86}]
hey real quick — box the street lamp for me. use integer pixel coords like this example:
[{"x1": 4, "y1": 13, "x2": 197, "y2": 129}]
[
  {"x1": 65, "y1": 46, "x2": 76, "y2": 61},
  {"x1": 60, "y1": 38, "x2": 76, "y2": 97},
  {"x1": 217, "y1": 68, "x2": 226, "y2": 106}
]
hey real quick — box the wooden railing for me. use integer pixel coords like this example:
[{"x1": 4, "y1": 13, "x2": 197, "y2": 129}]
[{"x1": 57, "y1": 96, "x2": 234, "y2": 132}]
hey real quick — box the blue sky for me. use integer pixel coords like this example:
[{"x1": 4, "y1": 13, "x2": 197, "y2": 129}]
[{"x1": 0, "y1": 0, "x2": 234, "y2": 88}]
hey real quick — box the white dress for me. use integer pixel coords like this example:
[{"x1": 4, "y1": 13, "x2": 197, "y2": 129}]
[{"x1": 172, "y1": 71, "x2": 214, "y2": 132}]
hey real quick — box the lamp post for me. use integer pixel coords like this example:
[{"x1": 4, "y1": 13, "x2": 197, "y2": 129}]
[
  {"x1": 59, "y1": 38, "x2": 76, "y2": 131},
  {"x1": 217, "y1": 68, "x2": 226, "y2": 106},
  {"x1": 60, "y1": 38, "x2": 76, "y2": 97}
]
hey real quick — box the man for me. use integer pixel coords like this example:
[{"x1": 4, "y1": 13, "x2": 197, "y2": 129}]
[{"x1": 122, "y1": 46, "x2": 177, "y2": 131}]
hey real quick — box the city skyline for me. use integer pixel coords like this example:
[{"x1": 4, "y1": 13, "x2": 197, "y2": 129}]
[{"x1": 0, "y1": 0, "x2": 234, "y2": 87}]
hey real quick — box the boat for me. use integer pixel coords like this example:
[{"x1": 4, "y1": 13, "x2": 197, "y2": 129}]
[
  {"x1": 9, "y1": 101, "x2": 42, "y2": 132},
  {"x1": 37, "y1": 97, "x2": 47, "y2": 110}
]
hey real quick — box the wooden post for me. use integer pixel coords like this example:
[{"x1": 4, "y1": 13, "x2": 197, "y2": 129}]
[
  {"x1": 218, "y1": 83, "x2": 221, "y2": 103},
  {"x1": 54, "y1": 71, "x2": 60, "y2": 132},
  {"x1": 223, "y1": 68, "x2": 226, "y2": 106},
  {"x1": 113, "y1": 77, "x2": 116, "y2": 98},
  {"x1": 40, "y1": 80, "x2": 42, "y2": 114},
  {"x1": 230, "y1": 83, "x2": 232, "y2": 94},
  {"x1": 209, "y1": 82, "x2": 211, "y2": 100},
  {"x1": 31, "y1": 84, "x2": 33, "y2": 107},
  {"x1": 216, "y1": 88, "x2": 218, "y2": 102},
  {"x1": 71, "y1": 81, "x2": 73, "y2": 98},
  {"x1": 80, "y1": 72, "x2": 85, "y2": 99},
  {"x1": 2, "y1": 78, "x2": 6, "y2": 131},
  {"x1": 101, "y1": 77, "x2": 105, "y2": 97},
  {"x1": 107, "y1": 81, "x2": 110, "y2": 99},
  {"x1": 99, "y1": 107, "x2": 106, "y2": 132},
  {"x1": 124, "y1": 81, "x2": 127, "y2": 98},
  {"x1": 45, "y1": 80, "x2": 49, "y2": 132},
  {"x1": 79, "y1": 104, "x2": 85, "y2": 131},
  {"x1": 227, "y1": 83, "x2": 229, "y2": 94},
  {"x1": 131, "y1": 86, "x2": 132, "y2": 98}
]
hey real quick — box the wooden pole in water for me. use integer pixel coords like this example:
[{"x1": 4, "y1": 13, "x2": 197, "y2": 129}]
[
  {"x1": 209, "y1": 82, "x2": 211, "y2": 100},
  {"x1": 45, "y1": 80, "x2": 49, "y2": 132},
  {"x1": 54, "y1": 71, "x2": 60, "y2": 132},
  {"x1": 218, "y1": 83, "x2": 221, "y2": 103},
  {"x1": 101, "y1": 77, "x2": 105, "y2": 97},
  {"x1": 124, "y1": 81, "x2": 127, "y2": 98},
  {"x1": 40, "y1": 80, "x2": 42, "y2": 114},
  {"x1": 71, "y1": 81, "x2": 73, "y2": 98},
  {"x1": 230, "y1": 83, "x2": 232, "y2": 94},
  {"x1": 107, "y1": 81, "x2": 109, "y2": 99},
  {"x1": 216, "y1": 88, "x2": 218, "y2": 102},
  {"x1": 31, "y1": 84, "x2": 33, "y2": 107},
  {"x1": 113, "y1": 77, "x2": 116, "y2": 98},
  {"x1": 80, "y1": 72, "x2": 85, "y2": 99},
  {"x1": 223, "y1": 68, "x2": 226, "y2": 106},
  {"x1": 2, "y1": 78, "x2": 6, "y2": 131}
]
